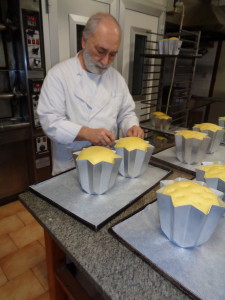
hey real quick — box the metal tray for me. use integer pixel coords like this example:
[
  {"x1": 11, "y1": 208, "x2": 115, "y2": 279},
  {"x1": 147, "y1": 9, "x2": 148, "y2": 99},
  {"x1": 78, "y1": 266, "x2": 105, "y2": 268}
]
[
  {"x1": 110, "y1": 201, "x2": 225, "y2": 300},
  {"x1": 151, "y1": 145, "x2": 225, "y2": 175},
  {"x1": 29, "y1": 163, "x2": 171, "y2": 231}
]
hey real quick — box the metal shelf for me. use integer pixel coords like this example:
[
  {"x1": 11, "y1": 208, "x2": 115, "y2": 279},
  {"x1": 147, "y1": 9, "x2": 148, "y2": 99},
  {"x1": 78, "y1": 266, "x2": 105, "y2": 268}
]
[
  {"x1": 139, "y1": 29, "x2": 201, "y2": 128},
  {"x1": 142, "y1": 54, "x2": 201, "y2": 59}
]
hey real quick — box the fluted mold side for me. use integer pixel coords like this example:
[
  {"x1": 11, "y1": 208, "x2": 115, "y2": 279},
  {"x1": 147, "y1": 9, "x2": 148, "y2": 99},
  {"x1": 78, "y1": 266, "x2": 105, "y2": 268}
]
[
  {"x1": 157, "y1": 178, "x2": 225, "y2": 248},
  {"x1": 75, "y1": 157, "x2": 122, "y2": 195},
  {"x1": 175, "y1": 134, "x2": 210, "y2": 164},
  {"x1": 193, "y1": 125, "x2": 224, "y2": 153},
  {"x1": 115, "y1": 146, "x2": 154, "y2": 178}
]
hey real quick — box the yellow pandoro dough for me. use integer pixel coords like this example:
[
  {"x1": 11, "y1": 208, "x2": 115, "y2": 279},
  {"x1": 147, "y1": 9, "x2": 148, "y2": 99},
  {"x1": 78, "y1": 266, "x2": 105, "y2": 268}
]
[
  {"x1": 195, "y1": 123, "x2": 223, "y2": 132},
  {"x1": 199, "y1": 164, "x2": 225, "y2": 182},
  {"x1": 219, "y1": 116, "x2": 225, "y2": 120},
  {"x1": 162, "y1": 181, "x2": 220, "y2": 214},
  {"x1": 176, "y1": 130, "x2": 206, "y2": 140},
  {"x1": 156, "y1": 136, "x2": 167, "y2": 141},
  {"x1": 77, "y1": 146, "x2": 120, "y2": 165},
  {"x1": 151, "y1": 111, "x2": 165, "y2": 116},
  {"x1": 115, "y1": 137, "x2": 151, "y2": 152},
  {"x1": 151, "y1": 111, "x2": 171, "y2": 119}
]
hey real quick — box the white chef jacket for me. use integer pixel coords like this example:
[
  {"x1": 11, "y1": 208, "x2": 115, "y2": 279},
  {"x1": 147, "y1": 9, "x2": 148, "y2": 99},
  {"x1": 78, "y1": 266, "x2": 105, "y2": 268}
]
[{"x1": 37, "y1": 54, "x2": 139, "y2": 175}]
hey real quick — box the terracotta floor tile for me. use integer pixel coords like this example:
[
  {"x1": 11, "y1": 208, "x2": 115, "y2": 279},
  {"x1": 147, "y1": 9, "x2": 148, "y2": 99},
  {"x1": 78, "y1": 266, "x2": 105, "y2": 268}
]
[
  {"x1": 0, "y1": 269, "x2": 45, "y2": 300},
  {"x1": 0, "y1": 215, "x2": 24, "y2": 236},
  {"x1": 9, "y1": 222, "x2": 44, "y2": 248},
  {"x1": 32, "y1": 260, "x2": 49, "y2": 291},
  {"x1": 35, "y1": 291, "x2": 51, "y2": 300},
  {"x1": 39, "y1": 236, "x2": 46, "y2": 248},
  {"x1": 17, "y1": 209, "x2": 36, "y2": 225},
  {"x1": 0, "y1": 201, "x2": 25, "y2": 220},
  {"x1": 0, "y1": 267, "x2": 7, "y2": 287},
  {"x1": 0, "y1": 234, "x2": 17, "y2": 259},
  {"x1": 0, "y1": 241, "x2": 45, "y2": 280}
]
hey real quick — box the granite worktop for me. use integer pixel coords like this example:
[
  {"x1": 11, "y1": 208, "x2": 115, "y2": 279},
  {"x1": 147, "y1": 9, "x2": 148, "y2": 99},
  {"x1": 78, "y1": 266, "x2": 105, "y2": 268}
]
[{"x1": 19, "y1": 166, "x2": 193, "y2": 300}]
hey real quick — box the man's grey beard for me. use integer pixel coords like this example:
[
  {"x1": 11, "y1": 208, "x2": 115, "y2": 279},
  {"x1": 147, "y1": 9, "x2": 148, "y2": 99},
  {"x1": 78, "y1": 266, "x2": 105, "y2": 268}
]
[{"x1": 82, "y1": 48, "x2": 111, "y2": 75}]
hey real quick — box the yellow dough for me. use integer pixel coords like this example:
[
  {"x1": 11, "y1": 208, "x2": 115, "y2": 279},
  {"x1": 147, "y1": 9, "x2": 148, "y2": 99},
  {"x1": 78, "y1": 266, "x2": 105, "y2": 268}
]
[
  {"x1": 151, "y1": 111, "x2": 171, "y2": 119},
  {"x1": 115, "y1": 137, "x2": 151, "y2": 152},
  {"x1": 77, "y1": 146, "x2": 120, "y2": 165},
  {"x1": 199, "y1": 164, "x2": 225, "y2": 182},
  {"x1": 194, "y1": 123, "x2": 223, "y2": 132},
  {"x1": 219, "y1": 116, "x2": 225, "y2": 120},
  {"x1": 162, "y1": 181, "x2": 220, "y2": 214},
  {"x1": 151, "y1": 111, "x2": 166, "y2": 116},
  {"x1": 156, "y1": 136, "x2": 167, "y2": 141},
  {"x1": 176, "y1": 130, "x2": 206, "y2": 140}
]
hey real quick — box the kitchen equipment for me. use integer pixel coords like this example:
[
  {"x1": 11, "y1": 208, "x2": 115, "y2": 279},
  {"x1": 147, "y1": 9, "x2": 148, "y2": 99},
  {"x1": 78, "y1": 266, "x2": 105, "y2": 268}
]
[
  {"x1": 193, "y1": 123, "x2": 224, "y2": 153},
  {"x1": 115, "y1": 139, "x2": 154, "y2": 178},
  {"x1": 149, "y1": 113, "x2": 172, "y2": 131},
  {"x1": 196, "y1": 161, "x2": 225, "y2": 201},
  {"x1": 111, "y1": 200, "x2": 225, "y2": 300},
  {"x1": 218, "y1": 117, "x2": 225, "y2": 143},
  {"x1": 175, "y1": 130, "x2": 210, "y2": 164},
  {"x1": 29, "y1": 163, "x2": 171, "y2": 231},
  {"x1": 74, "y1": 147, "x2": 122, "y2": 195},
  {"x1": 152, "y1": 145, "x2": 225, "y2": 174},
  {"x1": 157, "y1": 178, "x2": 225, "y2": 248}
]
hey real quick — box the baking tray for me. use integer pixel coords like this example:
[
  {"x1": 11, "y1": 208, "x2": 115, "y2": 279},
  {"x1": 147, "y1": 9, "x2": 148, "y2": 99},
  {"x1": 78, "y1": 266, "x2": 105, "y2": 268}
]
[
  {"x1": 151, "y1": 145, "x2": 225, "y2": 175},
  {"x1": 141, "y1": 121, "x2": 187, "y2": 135},
  {"x1": 29, "y1": 163, "x2": 171, "y2": 231},
  {"x1": 110, "y1": 201, "x2": 225, "y2": 300}
]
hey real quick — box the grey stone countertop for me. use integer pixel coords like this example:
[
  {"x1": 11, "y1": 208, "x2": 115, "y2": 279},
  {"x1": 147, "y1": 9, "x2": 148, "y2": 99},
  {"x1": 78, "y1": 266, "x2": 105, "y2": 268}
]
[{"x1": 19, "y1": 166, "x2": 193, "y2": 300}]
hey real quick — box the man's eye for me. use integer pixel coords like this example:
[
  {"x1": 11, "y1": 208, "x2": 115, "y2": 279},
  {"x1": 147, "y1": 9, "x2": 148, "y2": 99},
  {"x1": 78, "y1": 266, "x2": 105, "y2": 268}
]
[
  {"x1": 97, "y1": 50, "x2": 105, "y2": 55},
  {"x1": 110, "y1": 53, "x2": 116, "y2": 57}
]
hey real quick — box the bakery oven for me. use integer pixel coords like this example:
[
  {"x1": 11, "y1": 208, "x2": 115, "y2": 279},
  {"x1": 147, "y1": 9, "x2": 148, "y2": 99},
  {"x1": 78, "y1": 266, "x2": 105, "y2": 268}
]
[
  {"x1": 0, "y1": 0, "x2": 51, "y2": 202},
  {"x1": 20, "y1": 0, "x2": 52, "y2": 182}
]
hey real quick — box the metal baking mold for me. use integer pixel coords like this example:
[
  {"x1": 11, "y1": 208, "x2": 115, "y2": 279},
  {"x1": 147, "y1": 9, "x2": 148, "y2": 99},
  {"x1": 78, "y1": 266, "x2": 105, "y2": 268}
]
[
  {"x1": 156, "y1": 178, "x2": 225, "y2": 248},
  {"x1": 74, "y1": 155, "x2": 122, "y2": 195},
  {"x1": 149, "y1": 114, "x2": 172, "y2": 131},
  {"x1": 158, "y1": 39, "x2": 182, "y2": 55},
  {"x1": 193, "y1": 124, "x2": 224, "y2": 153},
  {"x1": 218, "y1": 118, "x2": 225, "y2": 143},
  {"x1": 115, "y1": 145, "x2": 154, "y2": 178},
  {"x1": 175, "y1": 133, "x2": 210, "y2": 164},
  {"x1": 196, "y1": 161, "x2": 225, "y2": 201}
]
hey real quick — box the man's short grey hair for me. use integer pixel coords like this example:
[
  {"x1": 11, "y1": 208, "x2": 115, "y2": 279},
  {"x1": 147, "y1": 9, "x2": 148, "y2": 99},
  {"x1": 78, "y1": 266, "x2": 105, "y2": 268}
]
[{"x1": 83, "y1": 12, "x2": 121, "y2": 41}]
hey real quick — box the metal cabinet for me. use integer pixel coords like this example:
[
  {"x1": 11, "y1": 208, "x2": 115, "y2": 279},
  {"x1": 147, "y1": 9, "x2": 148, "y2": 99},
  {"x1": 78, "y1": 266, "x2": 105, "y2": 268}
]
[{"x1": 0, "y1": 0, "x2": 51, "y2": 203}]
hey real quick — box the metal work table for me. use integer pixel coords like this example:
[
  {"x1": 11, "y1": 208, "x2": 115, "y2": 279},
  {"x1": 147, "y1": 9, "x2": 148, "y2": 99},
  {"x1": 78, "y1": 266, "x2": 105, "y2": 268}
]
[{"x1": 19, "y1": 166, "x2": 194, "y2": 300}]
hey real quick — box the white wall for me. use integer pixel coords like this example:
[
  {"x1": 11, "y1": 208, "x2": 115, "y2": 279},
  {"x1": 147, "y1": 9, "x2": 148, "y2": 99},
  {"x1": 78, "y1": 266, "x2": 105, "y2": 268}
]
[
  {"x1": 191, "y1": 42, "x2": 217, "y2": 97},
  {"x1": 42, "y1": 0, "x2": 166, "y2": 70}
]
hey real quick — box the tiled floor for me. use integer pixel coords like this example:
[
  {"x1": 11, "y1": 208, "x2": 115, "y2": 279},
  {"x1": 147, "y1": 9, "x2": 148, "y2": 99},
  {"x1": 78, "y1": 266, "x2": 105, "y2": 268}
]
[{"x1": 0, "y1": 200, "x2": 50, "y2": 300}]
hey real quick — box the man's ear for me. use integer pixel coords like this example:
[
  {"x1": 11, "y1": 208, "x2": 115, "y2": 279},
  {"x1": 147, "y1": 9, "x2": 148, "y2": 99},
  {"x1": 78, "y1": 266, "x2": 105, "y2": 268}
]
[{"x1": 81, "y1": 36, "x2": 86, "y2": 49}]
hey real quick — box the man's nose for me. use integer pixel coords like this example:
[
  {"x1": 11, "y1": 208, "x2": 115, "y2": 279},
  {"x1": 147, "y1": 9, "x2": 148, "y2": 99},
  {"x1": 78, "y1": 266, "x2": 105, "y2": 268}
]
[{"x1": 100, "y1": 53, "x2": 110, "y2": 66}]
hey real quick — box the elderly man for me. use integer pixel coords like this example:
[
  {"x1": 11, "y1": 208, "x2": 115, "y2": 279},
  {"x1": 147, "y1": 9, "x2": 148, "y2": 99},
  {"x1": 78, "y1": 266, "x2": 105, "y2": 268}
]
[{"x1": 37, "y1": 12, "x2": 144, "y2": 175}]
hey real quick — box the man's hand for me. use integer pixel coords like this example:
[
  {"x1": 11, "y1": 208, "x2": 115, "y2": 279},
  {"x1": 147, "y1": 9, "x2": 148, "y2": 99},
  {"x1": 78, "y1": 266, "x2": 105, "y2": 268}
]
[
  {"x1": 76, "y1": 126, "x2": 115, "y2": 146},
  {"x1": 126, "y1": 125, "x2": 144, "y2": 139}
]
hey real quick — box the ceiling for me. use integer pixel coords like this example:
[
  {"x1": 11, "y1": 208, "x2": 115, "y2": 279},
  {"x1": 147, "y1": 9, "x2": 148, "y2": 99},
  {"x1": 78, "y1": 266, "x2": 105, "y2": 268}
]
[{"x1": 166, "y1": 0, "x2": 225, "y2": 40}]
